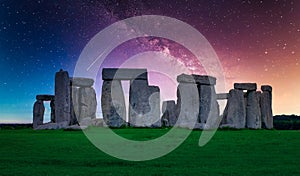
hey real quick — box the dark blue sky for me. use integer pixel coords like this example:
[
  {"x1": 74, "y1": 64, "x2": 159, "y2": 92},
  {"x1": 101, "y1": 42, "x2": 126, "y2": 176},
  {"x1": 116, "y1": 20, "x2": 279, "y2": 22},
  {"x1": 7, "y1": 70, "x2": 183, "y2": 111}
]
[{"x1": 0, "y1": 0, "x2": 299, "y2": 122}]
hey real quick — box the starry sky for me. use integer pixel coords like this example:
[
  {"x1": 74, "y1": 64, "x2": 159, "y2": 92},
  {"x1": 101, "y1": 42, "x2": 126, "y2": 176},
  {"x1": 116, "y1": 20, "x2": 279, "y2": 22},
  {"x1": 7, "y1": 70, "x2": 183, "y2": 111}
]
[{"x1": 0, "y1": 0, "x2": 299, "y2": 123}]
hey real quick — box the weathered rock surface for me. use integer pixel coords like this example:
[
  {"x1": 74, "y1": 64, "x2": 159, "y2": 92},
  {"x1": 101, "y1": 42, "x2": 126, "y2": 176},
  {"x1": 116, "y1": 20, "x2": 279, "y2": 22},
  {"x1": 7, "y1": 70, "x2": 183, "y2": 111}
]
[
  {"x1": 234, "y1": 83, "x2": 257, "y2": 91},
  {"x1": 246, "y1": 91, "x2": 261, "y2": 129},
  {"x1": 223, "y1": 89, "x2": 246, "y2": 128},
  {"x1": 216, "y1": 93, "x2": 229, "y2": 100},
  {"x1": 36, "y1": 94, "x2": 54, "y2": 101},
  {"x1": 101, "y1": 80, "x2": 126, "y2": 127},
  {"x1": 70, "y1": 87, "x2": 79, "y2": 124},
  {"x1": 79, "y1": 87, "x2": 97, "y2": 120},
  {"x1": 161, "y1": 100, "x2": 177, "y2": 127},
  {"x1": 261, "y1": 85, "x2": 272, "y2": 92},
  {"x1": 33, "y1": 100, "x2": 45, "y2": 129},
  {"x1": 176, "y1": 83, "x2": 199, "y2": 128},
  {"x1": 102, "y1": 68, "x2": 147, "y2": 80},
  {"x1": 55, "y1": 69, "x2": 71, "y2": 124},
  {"x1": 177, "y1": 74, "x2": 216, "y2": 85},
  {"x1": 35, "y1": 121, "x2": 69, "y2": 130},
  {"x1": 198, "y1": 84, "x2": 219, "y2": 124},
  {"x1": 261, "y1": 87, "x2": 273, "y2": 129},
  {"x1": 50, "y1": 100, "x2": 55, "y2": 123},
  {"x1": 129, "y1": 79, "x2": 161, "y2": 127},
  {"x1": 70, "y1": 77, "x2": 94, "y2": 87}
]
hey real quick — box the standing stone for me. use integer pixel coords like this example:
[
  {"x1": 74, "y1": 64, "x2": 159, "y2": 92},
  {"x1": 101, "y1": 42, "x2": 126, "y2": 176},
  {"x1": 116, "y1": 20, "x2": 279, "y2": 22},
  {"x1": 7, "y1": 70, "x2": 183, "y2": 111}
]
[
  {"x1": 261, "y1": 85, "x2": 273, "y2": 129},
  {"x1": 55, "y1": 69, "x2": 71, "y2": 124},
  {"x1": 50, "y1": 100, "x2": 55, "y2": 123},
  {"x1": 79, "y1": 87, "x2": 97, "y2": 120},
  {"x1": 198, "y1": 84, "x2": 219, "y2": 124},
  {"x1": 33, "y1": 100, "x2": 45, "y2": 129},
  {"x1": 101, "y1": 80, "x2": 126, "y2": 127},
  {"x1": 176, "y1": 83, "x2": 199, "y2": 128},
  {"x1": 161, "y1": 100, "x2": 177, "y2": 127},
  {"x1": 146, "y1": 86, "x2": 161, "y2": 127},
  {"x1": 223, "y1": 89, "x2": 246, "y2": 128},
  {"x1": 129, "y1": 79, "x2": 160, "y2": 127},
  {"x1": 246, "y1": 91, "x2": 261, "y2": 129},
  {"x1": 70, "y1": 87, "x2": 79, "y2": 125}
]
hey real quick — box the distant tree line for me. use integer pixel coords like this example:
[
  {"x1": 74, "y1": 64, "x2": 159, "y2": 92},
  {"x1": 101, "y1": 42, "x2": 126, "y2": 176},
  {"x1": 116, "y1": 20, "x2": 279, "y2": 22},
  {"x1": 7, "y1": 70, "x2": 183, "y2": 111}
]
[{"x1": 273, "y1": 115, "x2": 300, "y2": 130}]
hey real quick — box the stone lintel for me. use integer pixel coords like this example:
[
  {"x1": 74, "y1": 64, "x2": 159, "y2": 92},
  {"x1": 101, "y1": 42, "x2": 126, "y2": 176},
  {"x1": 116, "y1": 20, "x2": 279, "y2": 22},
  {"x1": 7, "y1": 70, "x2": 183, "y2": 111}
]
[
  {"x1": 102, "y1": 68, "x2": 147, "y2": 80},
  {"x1": 234, "y1": 83, "x2": 257, "y2": 91},
  {"x1": 176, "y1": 74, "x2": 216, "y2": 85},
  {"x1": 216, "y1": 93, "x2": 229, "y2": 100},
  {"x1": 70, "y1": 77, "x2": 94, "y2": 87},
  {"x1": 36, "y1": 94, "x2": 55, "y2": 101},
  {"x1": 261, "y1": 85, "x2": 272, "y2": 92}
]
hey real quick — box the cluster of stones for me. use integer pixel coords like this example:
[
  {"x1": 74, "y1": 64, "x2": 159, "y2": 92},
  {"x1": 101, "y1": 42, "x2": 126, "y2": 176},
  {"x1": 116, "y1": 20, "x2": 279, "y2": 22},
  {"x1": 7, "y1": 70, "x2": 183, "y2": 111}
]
[
  {"x1": 101, "y1": 68, "x2": 160, "y2": 128},
  {"x1": 221, "y1": 83, "x2": 273, "y2": 129},
  {"x1": 161, "y1": 74, "x2": 219, "y2": 129},
  {"x1": 33, "y1": 69, "x2": 98, "y2": 130}
]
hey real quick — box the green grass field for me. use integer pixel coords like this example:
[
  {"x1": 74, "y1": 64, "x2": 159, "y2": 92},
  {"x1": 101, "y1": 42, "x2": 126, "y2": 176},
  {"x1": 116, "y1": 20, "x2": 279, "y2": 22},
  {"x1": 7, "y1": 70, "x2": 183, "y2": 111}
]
[{"x1": 0, "y1": 128, "x2": 299, "y2": 175}]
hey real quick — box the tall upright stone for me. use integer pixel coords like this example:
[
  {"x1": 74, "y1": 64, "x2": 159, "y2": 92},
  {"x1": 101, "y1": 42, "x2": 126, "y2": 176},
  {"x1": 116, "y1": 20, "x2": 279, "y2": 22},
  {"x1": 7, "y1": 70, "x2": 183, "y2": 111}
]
[
  {"x1": 223, "y1": 89, "x2": 246, "y2": 128},
  {"x1": 79, "y1": 87, "x2": 97, "y2": 120},
  {"x1": 129, "y1": 79, "x2": 161, "y2": 127},
  {"x1": 161, "y1": 100, "x2": 177, "y2": 127},
  {"x1": 101, "y1": 80, "x2": 126, "y2": 127},
  {"x1": 261, "y1": 85, "x2": 273, "y2": 129},
  {"x1": 246, "y1": 91, "x2": 261, "y2": 129},
  {"x1": 70, "y1": 87, "x2": 79, "y2": 124},
  {"x1": 55, "y1": 69, "x2": 71, "y2": 124},
  {"x1": 33, "y1": 100, "x2": 45, "y2": 129},
  {"x1": 50, "y1": 100, "x2": 55, "y2": 123},
  {"x1": 176, "y1": 74, "x2": 219, "y2": 127}
]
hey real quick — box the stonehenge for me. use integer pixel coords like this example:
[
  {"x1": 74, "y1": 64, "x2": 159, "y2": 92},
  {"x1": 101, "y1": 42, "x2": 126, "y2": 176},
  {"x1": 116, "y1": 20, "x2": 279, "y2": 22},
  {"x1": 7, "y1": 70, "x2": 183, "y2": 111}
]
[
  {"x1": 33, "y1": 69, "x2": 97, "y2": 129},
  {"x1": 34, "y1": 68, "x2": 274, "y2": 130},
  {"x1": 101, "y1": 68, "x2": 161, "y2": 127}
]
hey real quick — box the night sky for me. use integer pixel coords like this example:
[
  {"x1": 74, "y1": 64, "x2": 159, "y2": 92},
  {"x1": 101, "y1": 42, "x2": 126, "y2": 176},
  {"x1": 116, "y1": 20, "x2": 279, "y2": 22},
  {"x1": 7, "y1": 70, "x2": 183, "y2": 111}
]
[{"x1": 0, "y1": 0, "x2": 299, "y2": 123}]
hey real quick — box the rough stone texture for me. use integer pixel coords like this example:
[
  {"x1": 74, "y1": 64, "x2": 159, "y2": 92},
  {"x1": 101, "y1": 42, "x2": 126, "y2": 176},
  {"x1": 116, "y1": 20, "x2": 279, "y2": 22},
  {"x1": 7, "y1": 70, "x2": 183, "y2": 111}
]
[
  {"x1": 176, "y1": 83, "x2": 199, "y2": 128},
  {"x1": 70, "y1": 77, "x2": 94, "y2": 87},
  {"x1": 161, "y1": 100, "x2": 177, "y2": 127},
  {"x1": 70, "y1": 87, "x2": 79, "y2": 125},
  {"x1": 79, "y1": 117, "x2": 93, "y2": 126},
  {"x1": 33, "y1": 100, "x2": 45, "y2": 129},
  {"x1": 223, "y1": 89, "x2": 246, "y2": 128},
  {"x1": 177, "y1": 74, "x2": 216, "y2": 85},
  {"x1": 35, "y1": 121, "x2": 69, "y2": 130},
  {"x1": 101, "y1": 80, "x2": 126, "y2": 127},
  {"x1": 102, "y1": 68, "x2": 147, "y2": 80},
  {"x1": 216, "y1": 93, "x2": 229, "y2": 100},
  {"x1": 261, "y1": 85, "x2": 272, "y2": 92},
  {"x1": 79, "y1": 87, "x2": 97, "y2": 120},
  {"x1": 64, "y1": 125, "x2": 88, "y2": 130},
  {"x1": 129, "y1": 79, "x2": 161, "y2": 127},
  {"x1": 36, "y1": 94, "x2": 54, "y2": 101},
  {"x1": 261, "y1": 89, "x2": 273, "y2": 129},
  {"x1": 198, "y1": 84, "x2": 220, "y2": 124},
  {"x1": 55, "y1": 69, "x2": 71, "y2": 124},
  {"x1": 246, "y1": 91, "x2": 261, "y2": 129},
  {"x1": 50, "y1": 100, "x2": 55, "y2": 123},
  {"x1": 234, "y1": 83, "x2": 257, "y2": 91}
]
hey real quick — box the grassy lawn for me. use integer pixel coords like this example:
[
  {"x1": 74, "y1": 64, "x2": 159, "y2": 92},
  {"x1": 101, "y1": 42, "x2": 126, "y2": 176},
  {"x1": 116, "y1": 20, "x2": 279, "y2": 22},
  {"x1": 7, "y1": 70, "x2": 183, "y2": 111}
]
[{"x1": 0, "y1": 128, "x2": 299, "y2": 175}]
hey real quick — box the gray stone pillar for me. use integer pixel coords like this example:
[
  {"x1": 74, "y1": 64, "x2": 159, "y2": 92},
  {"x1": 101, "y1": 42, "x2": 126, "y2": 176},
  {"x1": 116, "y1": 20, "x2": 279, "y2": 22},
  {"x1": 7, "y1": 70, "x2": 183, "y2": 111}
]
[
  {"x1": 223, "y1": 89, "x2": 246, "y2": 128},
  {"x1": 79, "y1": 87, "x2": 97, "y2": 120},
  {"x1": 101, "y1": 80, "x2": 126, "y2": 127},
  {"x1": 50, "y1": 100, "x2": 55, "y2": 123},
  {"x1": 33, "y1": 100, "x2": 45, "y2": 129},
  {"x1": 161, "y1": 100, "x2": 177, "y2": 127},
  {"x1": 70, "y1": 87, "x2": 79, "y2": 125},
  {"x1": 55, "y1": 69, "x2": 71, "y2": 124},
  {"x1": 198, "y1": 84, "x2": 219, "y2": 124},
  {"x1": 261, "y1": 85, "x2": 273, "y2": 129},
  {"x1": 129, "y1": 79, "x2": 160, "y2": 127},
  {"x1": 246, "y1": 91, "x2": 261, "y2": 129},
  {"x1": 176, "y1": 82, "x2": 199, "y2": 128}
]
